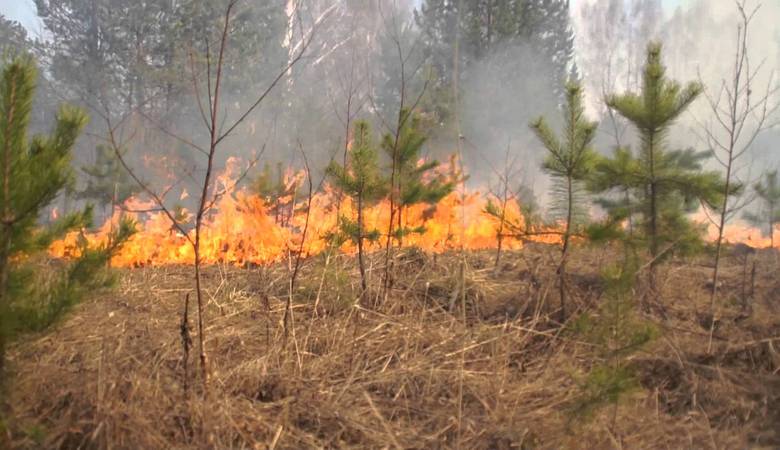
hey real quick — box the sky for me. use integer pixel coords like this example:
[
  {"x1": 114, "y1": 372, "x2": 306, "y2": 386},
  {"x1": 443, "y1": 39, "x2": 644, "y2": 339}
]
[{"x1": 0, "y1": 0, "x2": 41, "y2": 34}]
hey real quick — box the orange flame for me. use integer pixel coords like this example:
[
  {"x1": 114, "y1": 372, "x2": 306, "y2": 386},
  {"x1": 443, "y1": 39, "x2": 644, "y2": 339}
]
[
  {"x1": 49, "y1": 156, "x2": 553, "y2": 266},
  {"x1": 689, "y1": 209, "x2": 778, "y2": 250},
  {"x1": 50, "y1": 158, "x2": 776, "y2": 267}
]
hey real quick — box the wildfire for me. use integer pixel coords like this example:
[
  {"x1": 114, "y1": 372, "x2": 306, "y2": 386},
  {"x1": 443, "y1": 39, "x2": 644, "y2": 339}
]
[
  {"x1": 687, "y1": 209, "x2": 778, "y2": 251},
  {"x1": 48, "y1": 156, "x2": 551, "y2": 266},
  {"x1": 48, "y1": 158, "x2": 778, "y2": 267},
  {"x1": 705, "y1": 219, "x2": 778, "y2": 250}
]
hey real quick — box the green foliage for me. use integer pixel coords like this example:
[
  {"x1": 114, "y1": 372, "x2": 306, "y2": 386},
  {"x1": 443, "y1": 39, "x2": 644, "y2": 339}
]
[
  {"x1": 250, "y1": 161, "x2": 299, "y2": 225},
  {"x1": 484, "y1": 183, "x2": 544, "y2": 238},
  {"x1": 483, "y1": 83, "x2": 594, "y2": 247},
  {"x1": 0, "y1": 57, "x2": 135, "y2": 375},
  {"x1": 251, "y1": 162, "x2": 285, "y2": 199},
  {"x1": 569, "y1": 261, "x2": 657, "y2": 421},
  {"x1": 327, "y1": 120, "x2": 388, "y2": 298},
  {"x1": 743, "y1": 170, "x2": 780, "y2": 245},
  {"x1": 36, "y1": 0, "x2": 287, "y2": 115},
  {"x1": 78, "y1": 144, "x2": 137, "y2": 215},
  {"x1": 326, "y1": 120, "x2": 388, "y2": 247},
  {"x1": 590, "y1": 148, "x2": 725, "y2": 256},
  {"x1": 416, "y1": 0, "x2": 575, "y2": 94},
  {"x1": 328, "y1": 121, "x2": 388, "y2": 206},
  {"x1": 589, "y1": 147, "x2": 638, "y2": 211},
  {"x1": 0, "y1": 56, "x2": 85, "y2": 239},
  {"x1": 8, "y1": 218, "x2": 135, "y2": 337},
  {"x1": 327, "y1": 216, "x2": 382, "y2": 249},
  {"x1": 590, "y1": 43, "x2": 725, "y2": 268},
  {"x1": 531, "y1": 81, "x2": 597, "y2": 229},
  {"x1": 531, "y1": 80, "x2": 598, "y2": 318},
  {"x1": 571, "y1": 364, "x2": 639, "y2": 420},
  {"x1": 383, "y1": 109, "x2": 454, "y2": 241}
]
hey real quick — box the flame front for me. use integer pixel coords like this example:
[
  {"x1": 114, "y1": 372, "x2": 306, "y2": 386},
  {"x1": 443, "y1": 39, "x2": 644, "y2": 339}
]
[
  {"x1": 49, "y1": 159, "x2": 778, "y2": 267},
  {"x1": 49, "y1": 158, "x2": 542, "y2": 266}
]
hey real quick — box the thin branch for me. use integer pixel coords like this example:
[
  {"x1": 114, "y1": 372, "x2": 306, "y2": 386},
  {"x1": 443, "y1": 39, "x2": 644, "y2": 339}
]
[{"x1": 214, "y1": 4, "x2": 328, "y2": 146}]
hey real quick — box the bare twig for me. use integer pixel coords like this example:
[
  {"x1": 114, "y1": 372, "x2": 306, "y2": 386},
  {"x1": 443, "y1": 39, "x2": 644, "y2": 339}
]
[
  {"x1": 699, "y1": 0, "x2": 779, "y2": 354},
  {"x1": 284, "y1": 143, "x2": 313, "y2": 343}
]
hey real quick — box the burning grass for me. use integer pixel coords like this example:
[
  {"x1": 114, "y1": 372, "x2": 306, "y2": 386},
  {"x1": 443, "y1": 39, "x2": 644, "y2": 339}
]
[
  {"x1": 48, "y1": 157, "x2": 541, "y2": 268},
  {"x1": 47, "y1": 161, "x2": 780, "y2": 273},
  {"x1": 5, "y1": 246, "x2": 780, "y2": 449}
]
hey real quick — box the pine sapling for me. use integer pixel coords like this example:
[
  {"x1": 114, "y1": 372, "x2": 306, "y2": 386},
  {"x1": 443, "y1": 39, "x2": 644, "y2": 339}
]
[
  {"x1": 251, "y1": 161, "x2": 299, "y2": 227},
  {"x1": 381, "y1": 108, "x2": 454, "y2": 245},
  {"x1": 0, "y1": 56, "x2": 135, "y2": 377},
  {"x1": 78, "y1": 144, "x2": 137, "y2": 222},
  {"x1": 599, "y1": 42, "x2": 725, "y2": 302},
  {"x1": 570, "y1": 258, "x2": 656, "y2": 426},
  {"x1": 531, "y1": 81, "x2": 598, "y2": 321},
  {"x1": 326, "y1": 121, "x2": 388, "y2": 305}
]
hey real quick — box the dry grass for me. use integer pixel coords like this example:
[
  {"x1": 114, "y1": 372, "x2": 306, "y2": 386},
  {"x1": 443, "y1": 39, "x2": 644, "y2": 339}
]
[{"x1": 4, "y1": 245, "x2": 779, "y2": 449}]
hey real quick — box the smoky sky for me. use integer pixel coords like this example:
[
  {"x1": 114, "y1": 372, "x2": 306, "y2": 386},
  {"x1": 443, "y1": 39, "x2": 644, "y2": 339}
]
[{"x1": 3, "y1": 0, "x2": 779, "y2": 221}]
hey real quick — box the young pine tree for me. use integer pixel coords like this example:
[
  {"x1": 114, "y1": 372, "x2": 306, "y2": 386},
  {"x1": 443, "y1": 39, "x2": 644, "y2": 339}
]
[
  {"x1": 531, "y1": 81, "x2": 598, "y2": 321},
  {"x1": 78, "y1": 144, "x2": 137, "y2": 220},
  {"x1": 588, "y1": 147, "x2": 640, "y2": 244},
  {"x1": 570, "y1": 259, "x2": 656, "y2": 424},
  {"x1": 381, "y1": 108, "x2": 454, "y2": 245},
  {"x1": 0, "y1": 56, "x2": 134, "y2": 375},
  {"x1": 743, "y1": 170, "x2": 780, "y2": 248},
  {"x1": 326, "y1": 121, "x2": 388, "y2": 304},
  {"x1": 484, "y1": 182, "x2": 544, "y2": 240},
  {"x1": 250, "y1": 161, "x2": 300, "y2": 227},
  {"x1": 597, "y1": 42, "x2": 724, "y2": 297}
]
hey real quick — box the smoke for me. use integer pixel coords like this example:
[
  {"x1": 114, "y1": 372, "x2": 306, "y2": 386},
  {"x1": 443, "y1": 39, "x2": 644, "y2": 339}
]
[
  {"x1": 458, "y1": 41, "x2": 562, "y2": 197},
  {"x1": 661, "y1": 0, "x2": 780, "y2": 167},
  {"x1": 573, "y1": 0, "x2": 780, "y2": 211},
  {"x1": 15, "y1": 0, "x2": 778, "y2": 223}
]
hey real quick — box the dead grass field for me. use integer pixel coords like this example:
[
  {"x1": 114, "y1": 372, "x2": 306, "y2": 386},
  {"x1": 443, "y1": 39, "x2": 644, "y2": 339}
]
[{"x1": 4, "y1": 244, "x2": 780, "y2": 449}]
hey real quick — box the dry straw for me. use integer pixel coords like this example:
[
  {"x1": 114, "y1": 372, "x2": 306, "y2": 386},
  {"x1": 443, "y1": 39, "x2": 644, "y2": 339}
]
[{"x1": 6, "y1": 247, "x2": 780, "y2": 448}]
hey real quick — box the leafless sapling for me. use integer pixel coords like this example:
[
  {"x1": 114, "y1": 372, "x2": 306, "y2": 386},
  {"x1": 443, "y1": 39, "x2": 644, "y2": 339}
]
[
  {"x1": 696, "y1": 0, "x2": 779, "y2": 353},
  {"x1": 100, "y1": 0, "x2": 316, "y2": 388}
]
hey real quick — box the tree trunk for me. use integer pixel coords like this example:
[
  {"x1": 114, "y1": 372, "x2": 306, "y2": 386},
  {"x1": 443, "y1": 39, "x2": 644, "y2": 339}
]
[
  {"x1": 647, "y1": 134, "x2": 658, "y2": 298},
  {"x1": 486, "y1": 0, "x2": 493, "y2": 53},
  {"x1": 357, "y1": 192, "x2": 368, "y2": 305},
  {"x1": 559, "y1": 175, "x2": 574, "y2": 321},
  {"x1": 0, "y1": 231, "x2": 11, "y2": 374},
  {"x1": 0, "y1": 75, "x2": 15, "y2": 374},
  {"x1": 708, "y1": 156, "x2": 733, "y2": 340},
  {"x1": 494, "y1": 193, "x2": 508, "y2": 269},
  {"x1": 193, "y1": 238, "x2": 207, "y2": 385},
  {"x1": 707, "y1": 176, "x2": 731, "y2": 353},
  {"x1": 397, "y1": 203, "x2": 403, "y2": 247}
]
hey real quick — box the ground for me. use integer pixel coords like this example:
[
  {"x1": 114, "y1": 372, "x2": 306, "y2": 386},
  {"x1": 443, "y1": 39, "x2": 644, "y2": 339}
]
[{"x1": 4, "y1": 244, "x2": 780, "y2": 449}]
